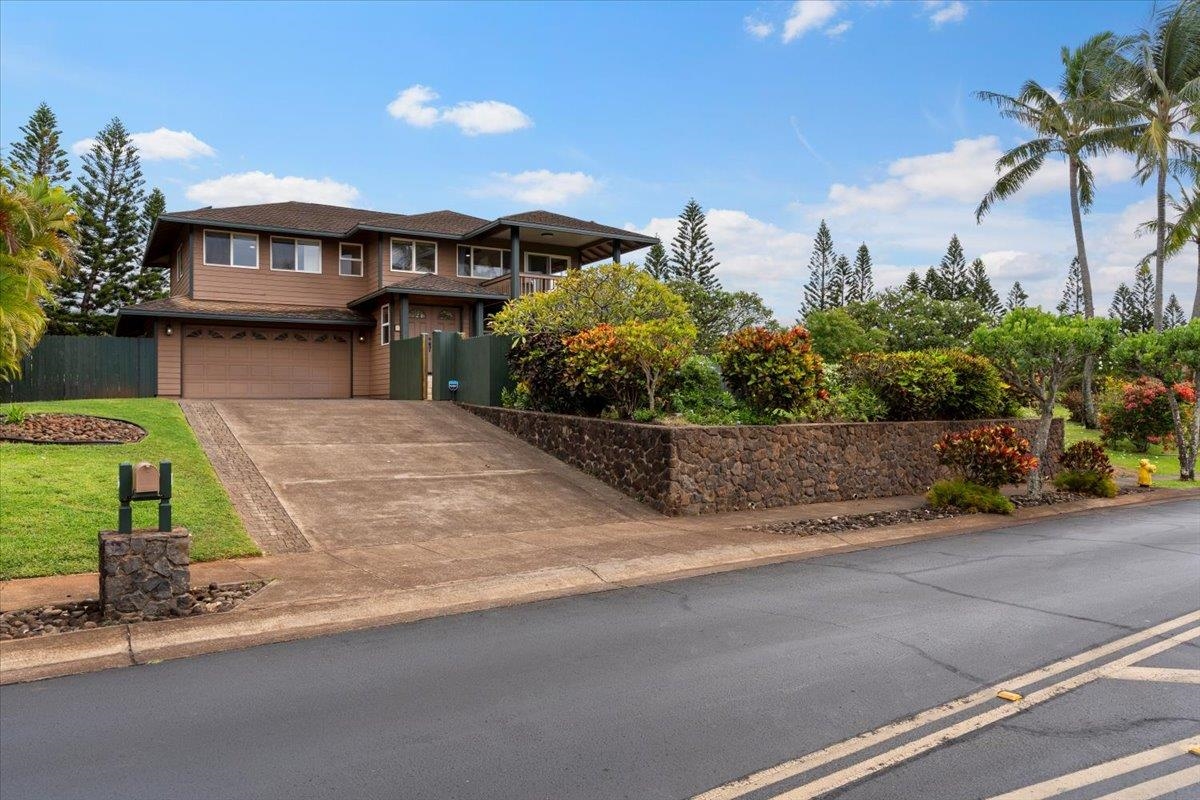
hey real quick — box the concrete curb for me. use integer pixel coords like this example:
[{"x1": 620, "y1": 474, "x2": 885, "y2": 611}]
[{"x1": 3, "y1": 488, "x2": 1195, "y2": 685}]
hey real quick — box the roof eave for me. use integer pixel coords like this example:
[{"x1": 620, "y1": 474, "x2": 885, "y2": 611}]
[
  {"x1": 347, "y1": 284, "x2": 508, "y2": 309},
  {"x1": 115, "y1": 307, "x2": 375, "y2": 328}
]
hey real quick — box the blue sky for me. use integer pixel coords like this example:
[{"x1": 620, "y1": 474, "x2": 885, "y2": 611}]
[{"x1": 1, "y1": 0, "x2": 1191, "y2": 320}]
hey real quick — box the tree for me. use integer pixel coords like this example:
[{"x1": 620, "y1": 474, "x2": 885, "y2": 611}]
[
  {"x1": 7, "y1": 103, "x2": 70, "y2": 184},
  {"x1": 1131, "y1": 262, "x2": 1155, "y2": 330},
  {"x1": 1113, "y1": 320, "x2": 1200, "y2": 480},
  {"x1": 922, "y1": 267, "x2": 945, "y2": 300},
  {"x1": 1164, "y1": 294, "x2": 1187, "y2": 328},
  {"x1": 643, "y1": 239, "x2": 671, "y2": 281},
  {"x1": 1057, "y1": 257, "x2": 1085, "y2": 315},
  {"x1": 972, "y1": 309, "x2": 1117, "y2": 496},
  {"x1": 1108, "y1": 282, "x2": 1145, "y2": 335},
  {"x1": 1005, "y1": 281, "x2": 1029, "y2": 311},
  {"x1": 132, "y1": 187, "x2": 168, "y2": 300},
  {"x1": 936, "y1": 235, "x2": 970, "y2": 300},
  {"x1": 801, "y1": 220, "x2": 837, "y2": 315},
  {"x1": 848, "y1": 243, "x2": 874, "y2": 303},
  {"x1": 672, "y1": 280, "x2": 777, "y2": 353},
  {"x1": 1118, "y1": 1, "x2": 1200, "y2": 330},
  {"x1": 565, "y1": 318, "x2": 696, "y2": 416},
  {"x1": 0, "y1": 165, "x2": 77, "y2": 377},
  {"x1": 977, "y1": 32, "x2": 1128, "y2": 429},
  {"x1": 55, "y1": 118, "x2": 146, "y2": 334},
  {"x1": 1137, "y1": 166, "x2": 1200, "y2": 320},
  {"x1": 967, "y1": 257, "x2": 1001, "y2": 318},
  {"x1": 669, "y1": 199, "x2": 720, "y2": 292},
  {"x1": 830, "y1": 253, "x2": 853, "y2": 307},
  {"x1": 902, "y1": 270, "x2": 923, "y2": 294},
  {"x1": 843, "y1": 290, "x2": 991, "y2": 352},
  {"x1": 805, "y1": 307, "x2": 887, "y2": 362}
]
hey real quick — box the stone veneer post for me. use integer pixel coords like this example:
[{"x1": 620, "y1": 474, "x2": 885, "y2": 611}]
[{"x1": 98, "y1": 528, "x2": 192, "y2": 621}]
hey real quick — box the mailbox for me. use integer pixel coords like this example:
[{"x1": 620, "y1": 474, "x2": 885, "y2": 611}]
[{"x1": 118, "y1": 461, "x2": 172, "y2": 533}]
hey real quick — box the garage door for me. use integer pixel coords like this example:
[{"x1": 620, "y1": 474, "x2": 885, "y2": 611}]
[{"x1": 182, "y1": 325, "x2": 352, "y2": 399}]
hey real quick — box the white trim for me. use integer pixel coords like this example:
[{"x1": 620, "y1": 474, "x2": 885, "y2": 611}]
[
  {"x1": 339, "y1": 242, "x2": 364, "y2": 277},
  {"x1": 524, "y1": 251, "x2": 571, "y2": 275},
  {"x1": 269, "y1": 236, "x2": 324, "y2": 274},
  {"x1": 389, "y1": 237, "x2": 438, "y2": 274},
  {"x1": 202, "y1": 228, "x2": 259, "y2": 269},
  {"x1": 380, "y1": 302, "x2": 391, "y2": 345}
]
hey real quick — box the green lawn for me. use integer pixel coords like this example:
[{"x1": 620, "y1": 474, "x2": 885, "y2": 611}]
[
  {"x1": 1061, "y1": 412, "x2": 1196, "y2": 490},
  {"x1": 1, "y1": 398, "x2": 259, "y2": 579}
]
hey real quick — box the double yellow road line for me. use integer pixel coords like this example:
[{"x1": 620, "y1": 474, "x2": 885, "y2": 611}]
[{"x1": 695, "y1": 609, "x2": 1200, "y2": 800}]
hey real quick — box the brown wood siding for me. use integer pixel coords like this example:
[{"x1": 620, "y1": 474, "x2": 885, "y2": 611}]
[
  {"x1": 156, "y1": 319, "x2": 181, "y2": 396},
  {"x1": 352, "y1": 331, "x2": 371, "y2": 397},
  {"x1": 169, "y1": 241, "x2": 190, "y2": 297},
  {"x1": 189, "y1": 225, "x2": 372, "y2": 306},
  {"x1": 368, "y1": 301, "x2": 391, "y2": 398}
]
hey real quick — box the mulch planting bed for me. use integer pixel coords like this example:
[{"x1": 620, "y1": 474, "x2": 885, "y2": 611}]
[
  {"x1": 0, "y1": 413, "x2": 147, "y2": 444},
  {"x1": 0, "y1": 581, "x2": 265, "y2": 641},
  {"x1": 751, "y1": 488, "x2": 1148, "y2": 536}
]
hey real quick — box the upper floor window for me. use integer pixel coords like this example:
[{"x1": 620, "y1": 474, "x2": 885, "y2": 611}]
[
  {"x1": 380, "y1": 302, "x2": 392, "y2": 345},
  {"x1": 457, "y1": 245, "x2": 510, "y2": 279},
  {"x1": 271, "y1": 237, "x2": 323, "y2": 274},
  {"x1": 391, "y1": 238, "x2": 436, "y2": 273},
  {"x1": 525, "y1": 253, "x2": 570, "y2": 275},
  {"x1": 339, "y1": 243, "x2": 364, "y2": 277},
  {"x1": 203, "y1": 230, "x2": 258, "y2": 268}
]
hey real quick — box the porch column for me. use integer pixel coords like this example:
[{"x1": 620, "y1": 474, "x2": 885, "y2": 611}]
[
  {"x1": 474, "y1": 301, "x2": 485, "y2": 337},
  {"x1": 399, "y1": 295, "x2": 409, "y2": 339},
  {"x1": 510, "y1": 225, "x2": 521, "y2": 299},
  {"x1": 612, "y1": 239, "x2": 622, "y2": 264}
]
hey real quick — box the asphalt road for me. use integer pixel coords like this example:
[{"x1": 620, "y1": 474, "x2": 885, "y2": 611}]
[{"x1": 2, "y1": 499, "x2": 1198, "y2": 800}]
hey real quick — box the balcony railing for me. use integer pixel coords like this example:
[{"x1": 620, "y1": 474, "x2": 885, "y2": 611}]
[{"x1": 481, "y1": 272, "x2": 561, "y2": 296}]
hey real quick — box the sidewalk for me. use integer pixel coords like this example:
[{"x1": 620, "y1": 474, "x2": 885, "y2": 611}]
[{"x1": 2, "y1": 488, "x2": 1194, "y2": 684}]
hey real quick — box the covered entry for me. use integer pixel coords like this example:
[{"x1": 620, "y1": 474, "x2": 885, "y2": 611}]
[{"x1": 182, "y1": 325, "x2": 352, "y2": 399}]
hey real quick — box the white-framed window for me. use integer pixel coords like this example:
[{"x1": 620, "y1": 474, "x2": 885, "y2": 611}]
[
  {"x1": 203, "y1": 230, "x2": 258, "y2": 268},
  {"x1": 380, "y1": 302, "x2": 391, "y2": 345},
  {"x1": 339, "y1": 242, "x2": 364, "y2": 277},
  {"x1": 457, "y1": 245, "x2": 511, "y2": 279},
  {"x1": 525, "y1": 253, "x2": 570, "y2": 275},
  {"x1": 270, "y1": 237, "x2": 323, "y2": 274},
  {"x1": 390, "y1": 238, "x2": 436, "y2": 273}
]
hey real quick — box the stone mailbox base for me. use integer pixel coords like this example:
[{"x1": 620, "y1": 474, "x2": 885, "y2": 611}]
[{"x1": 98, "y1": 528, "x2": 191, "y2": 621}]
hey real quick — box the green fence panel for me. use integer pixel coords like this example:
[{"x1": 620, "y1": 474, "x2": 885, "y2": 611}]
[
  {"x1": 2, "y1": 336, "x2": 157, "y2": 402},
  {"x1": 451, "y1": 334, "x2": 513, "y2": 406},
  {"x1": 389, "y1": 335, "x2": 426, "y2": 400},
  {"x1": 430, "y1": 331, "x2": 460, "y2": 401}
]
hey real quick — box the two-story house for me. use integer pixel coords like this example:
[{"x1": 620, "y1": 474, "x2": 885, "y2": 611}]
[{"x1": 115, "y1": 201, "x2": 655, "y2": 399}]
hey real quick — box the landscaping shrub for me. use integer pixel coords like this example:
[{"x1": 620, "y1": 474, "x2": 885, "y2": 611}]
[
  {"x1": 804, "y1": 308, "x2": 886, "y2": 363},
  {"x1": 506, "y1": 331, "x2": 604, "y2": 415},
  {"x1": 2, "y1": 404, "x2": 28, "y2": 425},
  {"x1": 926, "y1": 478, "x2": 1015, "y2": 514},
  {"x1": 842, "y1": 349, "x2": 1004, "y2": 421},
  {"x1": 1053, "y1": 440, "x2": 1118, "y2": 497},
  {"x1": 1099, "y1": 376, "x2": 1193, "y2": 452},
  {"x1": 934, "y1": 424, "x2": 1039, "y2": 489},
  {"x1": 668, "y1": 356, "x2": 733, "y2": 413},
  {"x1": 717, "y1": 325, "x2": 825, "y2": 415},
  {"x1": 564, "y1": 318, "x2": 696, "y2": 417}
]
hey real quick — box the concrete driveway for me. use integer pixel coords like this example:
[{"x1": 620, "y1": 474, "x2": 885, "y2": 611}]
[{"x1": 205, "y1": 400, "x2": 653, "y2": 552}]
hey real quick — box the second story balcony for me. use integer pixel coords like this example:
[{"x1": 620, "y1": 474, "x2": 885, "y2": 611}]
[{"x1": 481, "y1": 272, "x2": 561, "y2": 296}]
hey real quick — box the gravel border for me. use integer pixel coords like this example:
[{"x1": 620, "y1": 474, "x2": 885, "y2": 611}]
[
  {"x1": 0, "y1": 413, "x2": 148, "y2": 445},
  {"x1": 0, "y1": 581, "x2": 265, "y2": 640}
]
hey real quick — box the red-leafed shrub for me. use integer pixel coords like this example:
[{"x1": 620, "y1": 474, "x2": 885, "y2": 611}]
[
  {"x1": 717, "y1": 326, "x2": 825, "y2": 415},
  {"x1": 1053, "y1": 441, "x2": 1117, "y2": 497},
  {"x1": 1100, "y1": 376, "x2": 1194, "y2": 452},
  {"x1": 934, "y1": 424, "x2": 1039, "y2": 489}
]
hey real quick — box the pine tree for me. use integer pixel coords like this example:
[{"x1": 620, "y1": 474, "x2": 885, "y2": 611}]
[
  {"x1": 57, "y1": 118, "x2": 147, "y2": 333},
  {"x1": 1057, "y1": 257, "x2": 1085, "y2": 315},
  {"x1": 830, "y1": 253, "x2": 853, "y2": 307},
  {"x1": 801, "y1": 220, "x2": 837, "y2": 315},
  {"x1": 132, "y1": 187, "x2": 169, "y2": 300},
  {"x1": 967, "y1": 258, "x2": 1001, "y2": 318},
  {"x1": 1005, "y1": 281, "x2": 1028, "y2": 311},
  {"x1": 922, "y1": 267, "x2": 944, "y2": 299},
  {"x1": 1109, "y1": 283, "x2": 1141, "y2": 334},
  {"x1": 643, "y1": 240, "x2": 671, "y2": 281},
  {"x1": 935, "y1": 234, "x2": 970, "y2": 300},
  {"x1": 7, "y1": 102, "x2": 70, "y2": 183},
  {"x1": 669, "y1": 199, "x2": 720, "y2": 292},
  {"x1": 902, "y1": 270, "x2": 923, "y2": 294},
  {"x1": 848, "y1": 243, "x2": 874, "y2": 303},
  {"x1": 1164, "y1": 294, "x2": 1186, "y2": 328},
  {"x1": 1130, "y1": 262, "x2": 1155, "y2": 332}
]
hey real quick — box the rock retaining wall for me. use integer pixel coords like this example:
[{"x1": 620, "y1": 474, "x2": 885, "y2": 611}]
[
  {"x1": 98, "y1": 528, "x2": 191, "y2": 620},
  {"x1": 463, "y1": 405, "x2": 1063, "y2": 516}
]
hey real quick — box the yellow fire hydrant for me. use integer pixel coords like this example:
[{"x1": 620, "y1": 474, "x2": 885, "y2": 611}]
[{"x1": 1138, "y1": 458, "x2": 1157, "y2": 488}]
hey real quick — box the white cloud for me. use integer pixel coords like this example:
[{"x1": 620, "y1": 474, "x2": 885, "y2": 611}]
[
  {"x1": 472, "y1": 170, "x2": 597, "y2": 205},
  {"x1": 922, "y1": 0, "x2": 967, "y2": 26},
  {"x1": 824, "y1": 20, "x2": 853, "y2": 37},
  {"x1": 184, "y1": 171, "x2": 360, "y2": 206},
  {"x1": 744, "y1": 16, "x2": 775, "y2": 38},
  {"x1": 71, "y1": 127, "x2": 215, "y2": 160},
  {"x1": 386, "y1": 84, "x2": 531, "y2": 136},
  {"x1": 782, "y1": 1, "x2": 842, "y2": 42}
]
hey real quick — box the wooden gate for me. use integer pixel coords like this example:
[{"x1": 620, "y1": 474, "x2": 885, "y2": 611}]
[{"x1": 389, "y1": 335, "x2": 427, "y2": 400}]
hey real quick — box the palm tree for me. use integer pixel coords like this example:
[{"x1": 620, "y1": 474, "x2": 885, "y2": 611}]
[
  {"x1": 1138, "y1": 167, "x2": 1200, "y2": 320},
  {"x1": 975, "y1": 31, "x2": 1129, "y2": 428},
  {"x1": 1118, "y1": 0, "x2": 1200, "y2": 330},
  {"x1": 0, "y1": 164, "x2": 77, "y2": 379}
]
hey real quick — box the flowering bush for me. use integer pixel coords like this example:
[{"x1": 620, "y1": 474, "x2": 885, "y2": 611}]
[
  {"x1": 1099, "y1": 376, "x2": 1194, "y2": 452},
  {"x1": 1053, "y1": 441, "x2": 1117, "y2": 497},
  {"x1": 934, "y1": 424, "x2": 1039, "y2": 489},
  {"x1": 717, "y1": 326, "x2": 825, "y2": 414}
]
